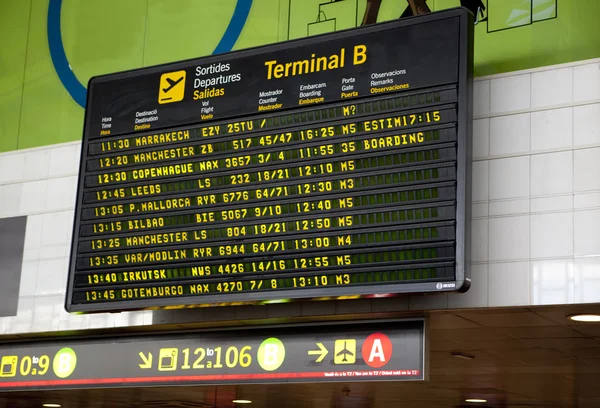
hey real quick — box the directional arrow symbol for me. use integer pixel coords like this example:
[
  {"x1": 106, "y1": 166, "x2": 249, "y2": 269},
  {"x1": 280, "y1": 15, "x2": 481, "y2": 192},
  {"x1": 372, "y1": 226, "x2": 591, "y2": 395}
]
[
  {"x1": 139, "y1": 352, "x2": 153, "y2": 369},
  {"x1": 308, "y1": 342, "x2": 329, "y2": 363}
]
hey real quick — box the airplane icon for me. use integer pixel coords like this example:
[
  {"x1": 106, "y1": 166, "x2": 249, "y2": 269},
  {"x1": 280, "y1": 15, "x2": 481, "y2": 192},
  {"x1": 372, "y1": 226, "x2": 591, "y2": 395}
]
[
  {"x1": 162, "y1": 76, "x2": 184, "y2": 93},
  {"x1": 336, "y1": 342, "x2": 354, "y2": 362},
  {"x1": 334, "y1": 339, "x2": 356, "y2": 364},
  {"x1": 158, "y1": 70, "x2": 186, "y2": 104}
]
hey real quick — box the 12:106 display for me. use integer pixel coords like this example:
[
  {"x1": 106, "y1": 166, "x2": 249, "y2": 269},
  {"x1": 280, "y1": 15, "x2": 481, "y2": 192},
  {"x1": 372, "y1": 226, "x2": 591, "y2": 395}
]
[{"x1": 175, "y1": 346, "x2": 252, "y2": 370}]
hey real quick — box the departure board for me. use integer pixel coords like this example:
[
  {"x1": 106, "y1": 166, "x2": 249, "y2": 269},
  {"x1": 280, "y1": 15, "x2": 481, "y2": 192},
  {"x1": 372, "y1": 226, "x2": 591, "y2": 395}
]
[{"x1": 66, "y1": 8, "x2": 474, "y2": 313}]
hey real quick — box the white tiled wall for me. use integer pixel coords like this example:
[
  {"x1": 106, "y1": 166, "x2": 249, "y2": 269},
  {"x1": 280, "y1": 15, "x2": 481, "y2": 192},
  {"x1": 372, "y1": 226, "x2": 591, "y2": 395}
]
[
  {"x1": 1, "y1": 58, "x2": 600, "y2": 335},
  {"x1": 472, "y1": 58, "x2": 600, "y2": 308}
]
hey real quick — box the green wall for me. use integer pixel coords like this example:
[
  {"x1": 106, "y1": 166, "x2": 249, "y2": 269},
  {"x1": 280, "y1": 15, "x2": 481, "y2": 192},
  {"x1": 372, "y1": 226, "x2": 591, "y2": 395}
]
[{"x1": 0, "y1": 0, "x2": 598, "y2": 153}]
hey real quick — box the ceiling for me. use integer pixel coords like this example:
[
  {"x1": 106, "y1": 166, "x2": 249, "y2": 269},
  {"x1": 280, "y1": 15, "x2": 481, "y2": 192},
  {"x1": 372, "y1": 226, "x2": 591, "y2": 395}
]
[{"x1": 1, "y1": 304, "x2": 600, "y2": 408}]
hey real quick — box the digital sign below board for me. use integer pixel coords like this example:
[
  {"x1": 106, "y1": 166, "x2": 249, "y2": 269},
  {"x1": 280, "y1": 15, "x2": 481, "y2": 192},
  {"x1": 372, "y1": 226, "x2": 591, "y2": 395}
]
[
  {"x1": 0, "y1": 321, "x2": 425, "y2": 390},
  {"x1": 67, "y1": 8, "x2": 474, "y2": 313}
]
